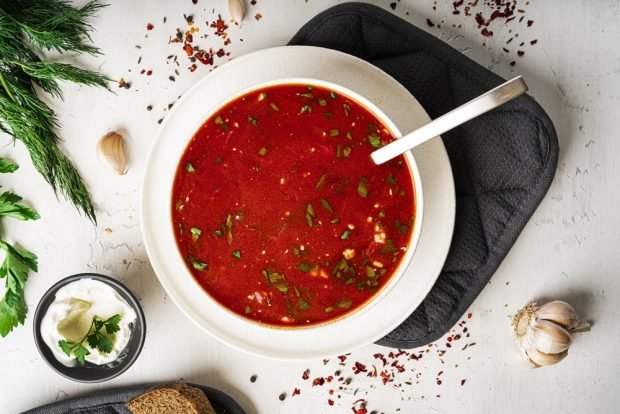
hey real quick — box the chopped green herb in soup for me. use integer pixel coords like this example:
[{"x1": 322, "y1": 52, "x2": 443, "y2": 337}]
[{"x1": 172, "y1": 84, "x2": 416, "y2": 326}]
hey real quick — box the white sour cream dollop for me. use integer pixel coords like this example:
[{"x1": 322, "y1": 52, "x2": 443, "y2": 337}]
[{"x1": 40, "y1": 278, "x2": 137, "y2": 367}]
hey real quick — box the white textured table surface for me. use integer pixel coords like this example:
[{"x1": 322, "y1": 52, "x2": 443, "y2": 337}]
[{"x1": 1, "y1": 1, "x2": 619, "y2": 413}]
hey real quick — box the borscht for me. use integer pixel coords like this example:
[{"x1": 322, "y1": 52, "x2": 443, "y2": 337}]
[{"x1": 171, "y1": 83, "x2": 416, "y2": 327}]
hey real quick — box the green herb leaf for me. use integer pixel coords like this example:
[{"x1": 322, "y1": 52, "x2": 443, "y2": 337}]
[
  {"x1": 368, "y1": 134, "x2": 382, "y2": 148},
  {"x1": 330, "y1": 91, "x2": 336, "y2": 99},
  {"x1": 56, "y1": 313, "x2": 121, "y2": 365},
  {"x1": 357, "y1": 179, "x2": 368, "y2": 198},
  {"x1": 318, "y1": 98, "x2": 327, "y2": 107},
  {"x1": 343, "y1": 103, "x2": 351, "y2": 116},
  {"x1": 297, "y1": 262, "x2": 313, "y2": 272},
  {"x1": 298, "y1": 297, "x2": 310, "y2": 310},
  {"x1": 305, "y1": 203, "x2": 315, "y2": 227},
  {"x1": 190, "y1": 226, "x2": 202, "y2": 241},
  {"x1": 270, "y1": 102, "x2": 279, "y2": 111},
  {"x1": 337, "y1": 299, "x2": 353, "y2": 309},
  {"x1": 329, "y1": 129, "x2": 339, "y2": 137},
  {"x1": 300, "y1": 104, "x2": 312, "y2": 114},
  {"x1": 186, "y1": 163, "x2": 195, "y2": 173},
  {"x1": 315, "y1": 173, "x2": 328, "y2": 189},
  {"x1": 232, "y1": 250, "x2": 241, "y2": 259},
  {"x1": 248, "y1": 115, "x2": 258, "y2": 126},
  {"x1": 258, "y1": 147, "x2": 268, "y2": 156},
  {"x1": 341, "y1": 230, "x2": 350, "y2": 240},
  {"x1": 104, "y1": 314, "x2": 121, "y2": 334},
  {"x1": 0, "y1": 158, "x2": 18, "y2": 173},
  {"x1": 0, "y1": 241, "x2": 37, "y2": 337},
  {"x1": 0, "y1": 191, "x2": 40, "y2": 220},
  {"x1": 387, "y1": 174, "x2": 397, "y2": 185},
  {"x1": 191, "y1": 260, "x2": 207, "y2": 270},
  {"x1": 320, "y1": 198, "x2": 333, "y2": 214}
]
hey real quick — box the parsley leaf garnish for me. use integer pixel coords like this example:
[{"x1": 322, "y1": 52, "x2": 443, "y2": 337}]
[
  {"x1": 0, "y1": 192, "x2": 40, "y2": 220},
  {"x1": 57, "y1": 314, "x2": 122, "y2": 365}
]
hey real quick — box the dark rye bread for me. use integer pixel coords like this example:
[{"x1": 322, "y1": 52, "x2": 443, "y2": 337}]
[{"x1": 126, "y1": 383, "x2": 216, "y2": 414}]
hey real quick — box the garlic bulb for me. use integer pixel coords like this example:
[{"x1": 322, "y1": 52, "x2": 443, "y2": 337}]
[
  {"x1": 97, "y1": 131, "x2": 128, "y2": 175},
  {"x1": 512, "y1": 300, "x2": 589, "y2": 368},
  {"x1": 228, "y1": 0, "x2": 245, "y2": 25}
]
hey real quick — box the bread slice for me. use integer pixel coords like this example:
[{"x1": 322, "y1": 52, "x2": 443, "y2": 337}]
[{"x1": 126, "y1": 383, "x2": 216, "y2": 414}]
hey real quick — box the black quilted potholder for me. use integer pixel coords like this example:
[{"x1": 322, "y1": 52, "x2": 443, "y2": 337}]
[{"x1": 289, "y1": 3, "x2": 559, "y2": 348}]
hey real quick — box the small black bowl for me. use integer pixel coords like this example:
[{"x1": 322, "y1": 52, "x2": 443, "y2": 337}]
[{"x1": 33, "y1": 273, "x2": 146, "y2": 383}]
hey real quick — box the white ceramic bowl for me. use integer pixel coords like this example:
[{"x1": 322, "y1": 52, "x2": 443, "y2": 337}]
[{"x1": 141, "y1": 46, "x2": 455, "y2": 360}]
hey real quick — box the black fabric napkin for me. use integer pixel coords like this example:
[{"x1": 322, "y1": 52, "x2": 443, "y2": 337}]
[
  {"x1": 21, "y1": 383, "x2": 245, "y2": 414},
  {"x1": 289, "y1": 2, "x2": 559, "y2": 348}
]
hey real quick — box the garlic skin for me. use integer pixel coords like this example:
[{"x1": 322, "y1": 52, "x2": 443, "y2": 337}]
[
  {"x1": 97, "y1": 131, "x2": 127, "y2": 175},
  {"x1": 512, "y1": 300, "x2": 589, "y2": 368},
  {"x1": 228, "y1": 0, "x2": 245, "y2": 25},
  {"x1": 530, "y1": 319, "x2": 572, "y2": 354},
  {"x1": 525, "y1": 347, "x2": 568, "y2": 367},
  {"x1": 537, "y1": 300, "x2": 579, "y2": 331}
]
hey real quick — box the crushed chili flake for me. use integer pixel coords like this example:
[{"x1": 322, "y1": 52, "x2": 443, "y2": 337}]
[
  {"x1": 328, "y1": 399, "x2": 334, "y2": 406},
  {"x1": 530, "y1": 39, "x2": 538, "y2": 45},
  {"x1": 389, "y1": 2, "x2": 396, "y2": 10},
  {"x1": 426, "y1": 18, "x2": 435, "y2": 27},
  {"x1": 146, "y1": 23, "x2": 154, "y2": 30},
  {"x1": 313, "y1": 377, "x2": 326, "y2": 387},
  {"x1": 255, "y1": 13, "x2": 263, "y2": 20},
  {"x1": 292, "y1": 388, "x2": 300, "y2": 396},
  {"x1": 517, "y1": 50, "x2": 525, "y2": 57},
  {"x1": 302, "y1": 369, "x2": 310, "y2": 380}
]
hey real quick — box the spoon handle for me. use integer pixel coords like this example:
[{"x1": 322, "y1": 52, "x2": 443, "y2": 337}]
[{"x1": 371, "y1": 75, "x2": 528, "y2": 165}]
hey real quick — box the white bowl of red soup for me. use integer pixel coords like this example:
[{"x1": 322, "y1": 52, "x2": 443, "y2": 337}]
[{"x1": 171, "y1": 79, "x2": 423, "y2": 329}]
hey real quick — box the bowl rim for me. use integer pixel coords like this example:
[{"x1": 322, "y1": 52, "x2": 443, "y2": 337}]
[
  {"x1": 32, "y1": 273, "x2": 146, "y2": 383},
  {"x1": 140, "y1": 45, "x2": 455, "y2": 360},
  {"x1": 165, "y1": 77, "x2": 425, "y2": 330}
]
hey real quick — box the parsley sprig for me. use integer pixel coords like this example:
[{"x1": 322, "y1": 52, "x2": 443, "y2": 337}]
[
  {"x1": 0, "y1": 158, "x2": 39, "y2": 337},
  {"x1": 58, "y1": 314, "x2": 121, "y2": 365}
]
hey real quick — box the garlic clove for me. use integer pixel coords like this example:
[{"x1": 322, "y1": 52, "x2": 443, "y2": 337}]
[
  {"x1": 530, "y1": 319, "x2": 572, "y2": 354},
  {"x1": 525, "y1": 347, "x2": 568, "y2": 367},
  {"x1": 519, "y1": 347, "x2": 541, "y2": 369},
  {"x1": 97, "y1": 131, "x2": 127, "y2": 175},
  {"x1": 537, "y1": 300, "x2": 580, "y2": 331},
  {"x1": 228, "y1": 0, "x2": 245, "y2": 26}
]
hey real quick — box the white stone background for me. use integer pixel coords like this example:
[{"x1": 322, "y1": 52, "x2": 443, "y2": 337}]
[{"x1": 0, "y1": 1, "x2": 618, "y2": 413}]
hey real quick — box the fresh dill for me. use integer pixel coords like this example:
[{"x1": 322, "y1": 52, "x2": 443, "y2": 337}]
[{"x1": 0, "y1": 1, "x2": 110, "y2": 222}]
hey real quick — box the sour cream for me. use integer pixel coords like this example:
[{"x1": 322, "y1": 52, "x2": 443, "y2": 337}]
[{"x1": 40, "y1": 278, "x2": 137, "y2": 367}]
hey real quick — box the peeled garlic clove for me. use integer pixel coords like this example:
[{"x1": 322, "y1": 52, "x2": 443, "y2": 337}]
[
  {"x1": 525, "y1": 347, "x2": 568, "y2": 367},
  {"x1": 537, "y1": 300, "x2": 579, "y2": 331},
  {"x1": 530, "y1": 319, "x2": 572, "y2": 354},
  {"x1": 97, "y1": 131, "x2": 127, "y2": 175},
  {"x1": 228, "y1": 0, "x2": 245, "y2": 25}
]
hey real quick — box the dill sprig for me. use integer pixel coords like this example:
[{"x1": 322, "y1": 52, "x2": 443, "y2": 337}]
[{"x1": 0, "y1": 1, "x2": 110, "y2": 222}]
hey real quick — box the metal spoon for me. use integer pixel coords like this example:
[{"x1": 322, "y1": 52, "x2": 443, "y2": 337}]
[{"x1": 370, "y1": 76, "x2": 528, "y2": 165}]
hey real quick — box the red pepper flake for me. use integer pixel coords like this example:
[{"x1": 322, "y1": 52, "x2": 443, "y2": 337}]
[
  {"x1": 192, "y1": 0, "x2": 197, "y2": 3},
  {"x1": 292, "y1": 388, "x2": 300, "y2": 396},
  {"x1": 323, "y1": 359, "x2": 330, "y2": 365},
  {"x1": 353, "y1": 362, "x2": 367, "y2": 374},
  {"x1": 216, "y1": 48, "x2": 225, "y2": 57},
  {"x1": 312, "y1": 377, "x2": 325, "y2": 387},
  {"x1": 338, "y1": 355, "x2": 347, "y2": 363},
  {"x1": 426, "y1": 18, "x2": 435, "y2": 27},
  {"x1": 146, "y1": 70, "x2": 153, "y2": 76},
  {"x1": 481, "y1": 28, "x2": 493, "y2": 37},
  {"x1": 255, "y1": 13, "x2": 263, "y2": 21},
  {"x1": 436, "y1": 379, "x2": 442, "y2": 385},
  {"x1": 510, "y1": 61, "x2": 516, "y2": 66},
  {"x1": 475, "y1": 13, "x2": 485, "y2": 26},
  {"x1": 517, "y1": 50, "x2": 525, "y2": 57},
  {"x1": 527, "y1": 20, "x2": 534, "y2": 27},
  {"x1": 467, "y1": 313, "x2": 472, "y2": 319},
  {"x1": 530, "y1": 39, "x2": 538, "y2": 45},
  {"x1": 328, "y1": 399, "x2": 334, "y2": 406},
  {"x1": 389, "y1": 2, "x2": 396, "y2": 10},
  {"x1": 447, "y1": 336, "x2": 453, "y2": 342},
  {"x1": 461, "y1": 379, "x2": 466, "y2": 386},
  {"x1": 146, "y1": 23, "x2": 154, "y2": 30},
  {"x1": 437, "y1": 370, "x2": 444, "y2": 376},
  {"x1": 302, "y1": 369, "x2": 310, "y2": 380},
  {"x1": 210, "y1": 15, "x2": 228, "y2": 36}
]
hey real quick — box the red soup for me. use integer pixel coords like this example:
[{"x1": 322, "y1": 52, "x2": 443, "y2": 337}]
[{"x1": 172, "y1": 83, "x2": 416, "y2": 327}]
